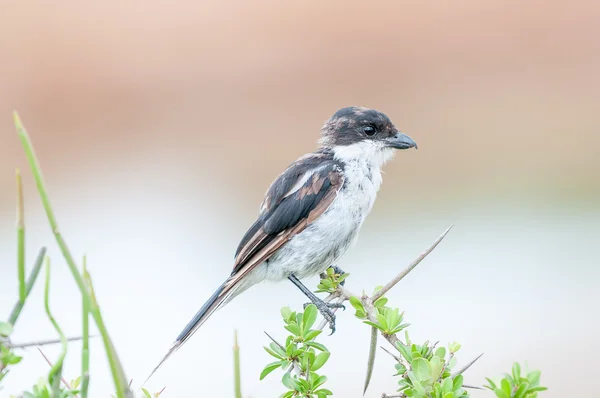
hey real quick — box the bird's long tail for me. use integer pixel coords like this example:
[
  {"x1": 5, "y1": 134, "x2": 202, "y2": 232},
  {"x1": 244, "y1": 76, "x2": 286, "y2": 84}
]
[{"x1": 143, "y1": 276, "x2": 241, "y2": 385}]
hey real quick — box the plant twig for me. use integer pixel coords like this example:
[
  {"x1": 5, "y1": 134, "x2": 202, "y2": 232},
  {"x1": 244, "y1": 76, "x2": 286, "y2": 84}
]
[
  {"x1": 8, "y1": 247, "x2": 46, "y2": 325},
  {"x1": 263, "y1": 332, "x2": 285, "y2": 350},
  {"x1": 372, "y1": 225, "x2": 453, "y2": 301},
  {"x1": 380, "y1": 346, "x2": 401, "y2": 363},
  {"x1": 7, "y1": 335, "x2": 91, "y2": 349}
]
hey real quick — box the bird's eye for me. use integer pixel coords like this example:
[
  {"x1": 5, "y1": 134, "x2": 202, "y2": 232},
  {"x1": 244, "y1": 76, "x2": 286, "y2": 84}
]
[{"x1": 363, "y1": 125, "x2": 376, "y2": 136}]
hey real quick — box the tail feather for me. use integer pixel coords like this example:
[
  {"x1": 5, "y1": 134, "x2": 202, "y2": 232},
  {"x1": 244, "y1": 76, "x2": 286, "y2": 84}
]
[{"x1": 143, "y1": 280, "x2": 229, "y2": 385}]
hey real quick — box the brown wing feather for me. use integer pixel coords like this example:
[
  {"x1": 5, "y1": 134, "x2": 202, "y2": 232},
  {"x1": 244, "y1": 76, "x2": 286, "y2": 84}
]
[{"x1": 230, "y1": 166, "x2": 343, "y2": 280}]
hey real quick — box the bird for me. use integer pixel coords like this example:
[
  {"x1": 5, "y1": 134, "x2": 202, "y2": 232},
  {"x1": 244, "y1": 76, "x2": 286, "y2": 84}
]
[{"x1": 144, "y1": 106, "x2": 417, "y2": 383}]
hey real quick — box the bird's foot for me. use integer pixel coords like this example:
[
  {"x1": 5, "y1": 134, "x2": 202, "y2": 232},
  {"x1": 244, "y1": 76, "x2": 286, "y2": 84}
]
[{"x1": 303, "y1": 298, "x2": 346, "y2": 335}]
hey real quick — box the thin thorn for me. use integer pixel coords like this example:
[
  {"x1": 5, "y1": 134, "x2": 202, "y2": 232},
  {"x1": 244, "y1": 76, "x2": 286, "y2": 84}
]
[
  {"x1": 453, "y1": 352, "x2": 484, "y2": 376},
  {"x1": 37, "y1": 347, "x2": 73, "y2": 392},
  {"x1": 263, "y1": 331, "x2": 285, "y2": 350},
  {"x1": 463, "y1": 384, "x2": 485, "y2": 390},
  {"x1": 372, "y1": 225, "x2": 453, "y2": 301}
]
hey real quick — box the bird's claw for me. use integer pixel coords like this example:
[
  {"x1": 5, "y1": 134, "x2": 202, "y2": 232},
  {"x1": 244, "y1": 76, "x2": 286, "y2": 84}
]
[{"x1": 303, "y1": 300, "x2": 343, "y2": 334}]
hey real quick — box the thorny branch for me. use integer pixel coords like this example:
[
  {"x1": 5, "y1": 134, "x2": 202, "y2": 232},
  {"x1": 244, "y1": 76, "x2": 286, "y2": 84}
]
[
  {"x1": 314, "y1": 225, "x2": 482, "y2": 396},
  {"x1": 317, "y1": 225, "x2": 454, "y2": 349}
]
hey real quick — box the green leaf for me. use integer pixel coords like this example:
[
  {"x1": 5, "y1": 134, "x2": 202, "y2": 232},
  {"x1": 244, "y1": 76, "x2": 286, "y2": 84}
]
[
  {"x1": 374, "y1": 297, "x2": 388, "y2": 308},
  {"x1": 71, "y1": 376, "x2": 81, "y2": 389},
  {"x1": 349, "y1": 296, "x2": 365, "y2": 314},
  {"x1": 452, "y1": 374, "x2": 464, "y2": 391},
  {"x1": 302, "y1": 304, "x2": 318, "y2": 330},
  {"x1": 282, "y1": 372, "x2": 294, "y2": 390},
  {"x1": 441, "y1": 377, "x2": 453, "y2": 393},
  {"x1": 313, "y1": 375, "x2": 327, "y2": 389},
  {"x1": 527, "y1": 370, "x2": 541, "y2": 386},
  {"x1": 285, "y1": 323, "x2": 301, "y2": 336},
  {"x1": 312, "y1": 351, "x2": 330, "y2": 371},
  {"x1": 412, "y1": 358, "x2": 432, "y2": 383},
  {"x1": 501, "y1": 379, "x2": 511, "y2": 396},
  {"x1": 315, "y1": 388, "x2": 333, "y2": 397},
  {"x1": 376, "y1": 313, "x2": 389, "y2": 331},
  {"x1": 512, "y1": 362, "x2": 521, "y2": 383},
  {"x1": 141, "y1": 388, "x2": 152, "y2": 398},
  {"x1": 260, "y1": 362, "x2": 282, "y2": 380},
  {"x1": 429, "y1": 356, "x2": 444, "y2": 380},
  {"x1": 264, "y1": 346, "x2": 284, "y2": 360},
  {"x1": 281, "y1": 307, "x2": 292, "y2": 321},
  {"x1": 448, "y1": 342, "x2": 461, "y2": 354},
  {"x1": 0, "y1": 322, "x2": 13, "y2": 337},
  {"x1": 494, "y1": 389, "x2": 509, "y2": 398},
  {"x1": 303, "y1": 329, "x2": 322, "y2": 341},
  {"x1": 305, "y1": 341, "x2": 328, "y2": 351},
  {"x1": 363, "y1": 321, "x2": 386, "y2": 332},
  {"x1": 484, "y1": 377, "x2": 497, "y2": 390},
  {"x1": 434, "y1": 347, "x2": 446, "y2": 359},
  {"x1": 397, "y1": 342, "x2": 413, "y2": 362},
  {"x1": 526, "y1": 386, "x2": 548, "y2": 393},
  {"x1": 514, "y1": 382, "x2": 529, "y2": 398}
]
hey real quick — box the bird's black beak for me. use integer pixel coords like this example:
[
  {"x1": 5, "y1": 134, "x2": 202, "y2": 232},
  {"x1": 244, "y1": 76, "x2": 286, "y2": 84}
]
[{"x1": 385, "y1": 132, "x2": 418, "y2": 150}]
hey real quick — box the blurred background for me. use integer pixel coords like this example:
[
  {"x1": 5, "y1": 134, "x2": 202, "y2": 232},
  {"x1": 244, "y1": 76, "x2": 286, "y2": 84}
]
[{"x1": 0, "y1": 1, "x2": 598, "y2": 397}]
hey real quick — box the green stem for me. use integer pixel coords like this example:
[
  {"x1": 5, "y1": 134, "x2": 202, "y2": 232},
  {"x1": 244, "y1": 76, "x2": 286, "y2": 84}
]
[
  {"x1": 14, "y1": 111, "x2": 130, "y2": 398},
  {"x1": 233, "y1": 330, "x2": 242, "y2": 398},
  {"x1": 16, "y1": 169, "x2": 25, "y2": 303},
  {"x1": 44, "y1": 257, "x2": 68, "y2": 398},
  {"x1": 9, "y1": 247, "x2": 46, "y2": 325},
  {"x1": 81, "y1": 256, "x2": 90, "y2": 398}
]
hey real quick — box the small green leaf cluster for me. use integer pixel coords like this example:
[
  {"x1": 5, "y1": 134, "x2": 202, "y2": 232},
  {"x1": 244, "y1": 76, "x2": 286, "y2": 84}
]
[
  {"x1": 140, "y1": 387, "x2": 165, "y2": 398},
  {"x1": 484, "y1": 363, "x2": 547, "y2": 398},
  {"x1": 261, "y1": 304, "x2": 332, "y2": 398},
  {"x1": 0, "y1": 322, "x2": 23, "y2": 382},
  {"x1": 349, "y1": 291, "x2": 410, "y2": 335},
  {"x1": 315, "y1": 268, "x2": 349, "y2": 294},
  {"x1": 14, "y1": 376, "x2": 81, "y2": 398},
  {"x1": 393, "y1": 334, "x2": 466, "y2": 398}
]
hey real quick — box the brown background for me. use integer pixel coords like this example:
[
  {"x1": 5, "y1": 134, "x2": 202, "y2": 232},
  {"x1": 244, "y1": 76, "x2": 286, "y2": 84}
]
[{"x1": 1, "y1": 1, "x2": 598, "y2": 397}]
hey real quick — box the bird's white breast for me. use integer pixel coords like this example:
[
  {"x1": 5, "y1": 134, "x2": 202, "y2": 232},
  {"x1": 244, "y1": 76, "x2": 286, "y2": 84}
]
[{"x1": 255, "y1": 141, "x2": 394, "y2": 281}]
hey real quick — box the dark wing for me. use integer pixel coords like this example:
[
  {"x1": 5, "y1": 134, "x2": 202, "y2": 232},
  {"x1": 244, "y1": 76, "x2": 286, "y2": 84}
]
[
  {"x1": 231, "y1": 153, "x2": 344, "y2": 278},
  {"x1": 143, "y1": 152, "x2": 343, "y2": 384}
]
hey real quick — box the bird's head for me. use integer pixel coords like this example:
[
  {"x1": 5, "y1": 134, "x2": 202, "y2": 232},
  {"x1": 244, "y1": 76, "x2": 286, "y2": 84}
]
[{"x1": 319, "y1": 106, "x2": 417, "y2": 166}]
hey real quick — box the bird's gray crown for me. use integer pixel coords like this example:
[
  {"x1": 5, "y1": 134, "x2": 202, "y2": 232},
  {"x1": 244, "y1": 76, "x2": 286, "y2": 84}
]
[{"x1": 319, "y1": 106, "x2": 399, "y2": 148}]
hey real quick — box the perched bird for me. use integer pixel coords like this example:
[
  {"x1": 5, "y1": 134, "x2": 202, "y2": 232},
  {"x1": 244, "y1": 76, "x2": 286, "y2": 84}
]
[{"x1": 145, "y1": 106, "x2": 417, "y2": 382}]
